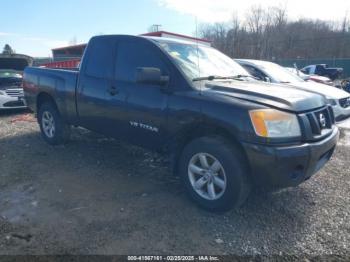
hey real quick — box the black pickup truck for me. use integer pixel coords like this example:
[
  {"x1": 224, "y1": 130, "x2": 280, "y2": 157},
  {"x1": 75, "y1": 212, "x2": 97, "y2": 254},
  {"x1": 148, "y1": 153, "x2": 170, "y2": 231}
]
[
  {"x1": 301, "y1": 64, "x2": 343, "y2": 80},
  {"x1": 23, "y1": 35, "x2": 339, "y2": 211}
]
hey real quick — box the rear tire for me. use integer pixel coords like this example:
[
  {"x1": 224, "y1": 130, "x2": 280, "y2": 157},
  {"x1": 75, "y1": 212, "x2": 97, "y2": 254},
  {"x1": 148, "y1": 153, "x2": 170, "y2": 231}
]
[
  {"x1": 179, "y1": 136, "x2": 251, "y2": 212},
  {"x1": 38, "y1": 102, "x2": 70, "y2": 145}
]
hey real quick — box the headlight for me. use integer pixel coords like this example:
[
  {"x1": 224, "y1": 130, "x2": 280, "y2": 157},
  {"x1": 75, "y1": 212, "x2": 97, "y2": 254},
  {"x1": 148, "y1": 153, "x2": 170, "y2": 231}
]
[
  {"x1": 0, "y1": 90, "x2": 6, "y2": 96},
  {"x1": 326, "y1": 97, "x2": 337, "y2": 106},
  {"x1": 249, "y1": 109, "x2": 301, "y2": 138}
]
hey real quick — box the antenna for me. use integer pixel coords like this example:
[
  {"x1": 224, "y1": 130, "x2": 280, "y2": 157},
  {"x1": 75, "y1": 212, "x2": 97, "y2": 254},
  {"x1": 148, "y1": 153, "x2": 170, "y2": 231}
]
[{"x1": 195, "y1": 16, "x2": 202, "y2": 96}]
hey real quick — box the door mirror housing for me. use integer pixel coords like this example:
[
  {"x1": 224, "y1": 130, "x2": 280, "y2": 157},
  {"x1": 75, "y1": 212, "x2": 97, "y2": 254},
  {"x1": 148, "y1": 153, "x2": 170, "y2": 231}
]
[
  {"x1": 135, "y1": 67, "x2": 169, "y2": 86},
  {"x1": 264, "y1": 76, "x2": 271, "y2": 83}
]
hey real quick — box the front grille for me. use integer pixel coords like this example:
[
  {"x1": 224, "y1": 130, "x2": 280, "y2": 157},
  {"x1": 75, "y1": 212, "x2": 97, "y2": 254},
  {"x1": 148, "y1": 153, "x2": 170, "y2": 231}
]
[
  {"x1": 339, "y1": 97, "x2": 350, "y2": 108},
  {"x1": 5, "y1": 88, "x2": 24, "y2": 98},
  {"x1": 299, "y1": 106, "x2": 334, "y2": 141},
  {"x1": 306, "y1": 107, "x2": 333, "y2": 135}
]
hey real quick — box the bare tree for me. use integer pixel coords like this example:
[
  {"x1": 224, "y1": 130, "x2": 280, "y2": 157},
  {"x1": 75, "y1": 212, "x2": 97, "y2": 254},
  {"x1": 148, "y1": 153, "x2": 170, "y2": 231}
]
[
  {"x1": 199, "y1": 5, "x2": 350, "y2": 61},
  {"x1": 226, "y1": 13, "x2": 241, "y2": 57}
]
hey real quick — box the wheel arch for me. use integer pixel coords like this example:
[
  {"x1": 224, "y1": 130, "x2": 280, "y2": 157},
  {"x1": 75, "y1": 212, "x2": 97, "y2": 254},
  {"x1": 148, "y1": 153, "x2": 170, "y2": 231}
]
[
  {"x1": 170, "y1": 122, "x2": 251, "y2": 178},
  {"x1": 36, "y1": 92, "x2": 59, "y2": 114}
]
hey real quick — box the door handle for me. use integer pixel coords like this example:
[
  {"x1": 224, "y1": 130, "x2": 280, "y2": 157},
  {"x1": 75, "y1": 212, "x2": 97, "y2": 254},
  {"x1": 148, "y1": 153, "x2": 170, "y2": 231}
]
[{"x1": 108, "y1": 86, "x2": 118, "y2": 96}]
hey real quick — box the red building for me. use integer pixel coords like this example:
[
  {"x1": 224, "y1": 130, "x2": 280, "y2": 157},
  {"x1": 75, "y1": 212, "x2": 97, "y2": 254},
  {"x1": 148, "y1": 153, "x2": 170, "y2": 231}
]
[{"x1": 41, "y1": 43, "x2": 86, "y2": 68}]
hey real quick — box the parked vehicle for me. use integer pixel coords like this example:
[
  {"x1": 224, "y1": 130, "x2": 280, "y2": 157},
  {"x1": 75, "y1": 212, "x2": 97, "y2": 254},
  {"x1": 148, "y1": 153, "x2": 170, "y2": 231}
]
[
  {"x1": 341, "y1": 79, "x2": 350, "y2": 93},
  {"x1": 301, "y1": 64, "x2": 343, "y2": 80},
  {"x1": 0, "y1": 54, "x2": 32, "y2": 109},
  {"x1": 237, "y1": 59, "x2": 350, "y2": 122},
  {"x1": 23, "y1": 35, "x2": 339, "y2": 211},
  {"x1": 285, "y1": 67, "x2": 333, "y2": 86}
]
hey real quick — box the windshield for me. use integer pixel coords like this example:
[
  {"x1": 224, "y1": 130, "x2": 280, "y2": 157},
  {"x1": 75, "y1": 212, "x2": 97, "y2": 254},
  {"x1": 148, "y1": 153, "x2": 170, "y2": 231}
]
[
  {"x1": 157, "y1": 41, "x2": 250, "y2": 81},
  {"x1": 0, "y1": 70, "x2": 22, "y2": 79},
  {"x1": 259, "y1": 62, "x2": 305, "y2": 83}
]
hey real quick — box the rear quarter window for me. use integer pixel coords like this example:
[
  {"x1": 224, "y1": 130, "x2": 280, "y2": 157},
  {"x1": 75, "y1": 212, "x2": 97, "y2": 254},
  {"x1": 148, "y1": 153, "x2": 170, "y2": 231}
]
[{"x1": 84, "y1": 39, "x2": 115, "y2": 79}]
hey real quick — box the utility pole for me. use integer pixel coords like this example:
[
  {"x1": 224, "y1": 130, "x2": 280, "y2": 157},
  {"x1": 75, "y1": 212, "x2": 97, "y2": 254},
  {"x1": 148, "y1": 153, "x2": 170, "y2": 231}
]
[
  {"x1": 154, "y1": 24, "x2": 162, "y2": 32},
  {"x1": 150, "y1": 24, "x2": 162, "y2": 32}
]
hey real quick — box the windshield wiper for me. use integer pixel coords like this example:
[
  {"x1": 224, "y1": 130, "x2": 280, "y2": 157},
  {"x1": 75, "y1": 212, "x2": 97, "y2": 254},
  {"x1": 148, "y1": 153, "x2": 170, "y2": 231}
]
[
  {"x1": 192, "y1": 75, "x2": 251, "y2": 82},
  {"x1": 193, "y1": 75, "x2": 225, "y2": 82},
  {"x1": 229, "y1": 74, "x2": 252, "y2": 80}
]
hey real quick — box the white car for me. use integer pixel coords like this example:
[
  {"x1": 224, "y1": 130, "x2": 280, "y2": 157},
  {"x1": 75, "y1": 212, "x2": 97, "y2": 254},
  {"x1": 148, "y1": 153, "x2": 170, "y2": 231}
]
[
  {"x1": 0, "y1": 54, "x2": 32, "y2": 110},
  {"x1": 236, "y1": 59, "x2": 350, "y2": 122},
  {"x1": 0, "y1": 70, "x2": 27, "y2": 109}
]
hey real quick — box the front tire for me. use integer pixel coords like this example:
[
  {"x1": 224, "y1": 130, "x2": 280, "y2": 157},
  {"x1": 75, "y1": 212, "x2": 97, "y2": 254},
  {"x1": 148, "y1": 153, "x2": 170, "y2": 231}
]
[
  {"x1": 38, "y1": 102, "x2": 70, "y2": 145},
  {"x1": 179, "y1": 137, "x2": 251, "y2": 212}
]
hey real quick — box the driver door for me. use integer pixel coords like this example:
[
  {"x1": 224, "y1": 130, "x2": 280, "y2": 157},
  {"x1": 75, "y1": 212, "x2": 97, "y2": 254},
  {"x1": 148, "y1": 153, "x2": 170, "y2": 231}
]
[{"x1": 112, "y1": 38, "x2": 171, "y2": 150}]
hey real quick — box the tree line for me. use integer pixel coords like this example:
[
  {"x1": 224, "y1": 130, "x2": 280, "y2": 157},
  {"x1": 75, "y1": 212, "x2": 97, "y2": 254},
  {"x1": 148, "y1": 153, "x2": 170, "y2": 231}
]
[
  {"x1": 2, "y1": 44, "x2": 15, "y2": 55},
  {"x1": 199, "y1": 6, "x2": 350, "y2": 61}
]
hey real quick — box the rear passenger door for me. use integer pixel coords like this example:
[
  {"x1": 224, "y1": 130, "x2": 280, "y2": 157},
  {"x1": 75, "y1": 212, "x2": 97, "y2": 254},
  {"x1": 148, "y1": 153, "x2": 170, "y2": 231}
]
[
  {"x1": 77, "y1": 38, "x2": 127, "y2": 137},
  {"x1": 113, "y1": 38, "x2": 170, "y2": 149}
]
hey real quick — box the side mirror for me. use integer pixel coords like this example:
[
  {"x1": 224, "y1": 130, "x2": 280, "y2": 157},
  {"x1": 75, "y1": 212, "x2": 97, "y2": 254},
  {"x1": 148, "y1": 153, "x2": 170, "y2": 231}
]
[
  {"x1": 135, "y1": 67, "x2": 169, "y2": 86},
  {"x1": 264, "y1": 77, "x2": 271, "y2": 83}
]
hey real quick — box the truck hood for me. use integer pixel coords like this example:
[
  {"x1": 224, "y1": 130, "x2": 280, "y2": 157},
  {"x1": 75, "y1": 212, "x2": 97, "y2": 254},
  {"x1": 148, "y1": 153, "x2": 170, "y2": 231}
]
[
  {"x1": 203, "y1": 81, "x2": 326, "y2": 113},
  {"x1": 287, "y1": 81, "x2": 349, "y2": 100}
]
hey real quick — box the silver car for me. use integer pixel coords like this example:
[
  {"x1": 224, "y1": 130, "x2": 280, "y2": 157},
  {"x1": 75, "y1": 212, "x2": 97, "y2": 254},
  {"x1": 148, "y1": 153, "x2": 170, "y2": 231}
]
[
  {"x1": 236, "y1": 59, "x2": 350, "y2": 122},
  {"x1": 0, "y1": 54, "x2": 33, "y2": 110}
]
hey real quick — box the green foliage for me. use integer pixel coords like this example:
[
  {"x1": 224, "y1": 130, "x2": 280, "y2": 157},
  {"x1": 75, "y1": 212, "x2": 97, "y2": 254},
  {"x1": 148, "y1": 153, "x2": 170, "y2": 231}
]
[{"x1": 2, "y1": 44, "x2": 15, "y2": 55}]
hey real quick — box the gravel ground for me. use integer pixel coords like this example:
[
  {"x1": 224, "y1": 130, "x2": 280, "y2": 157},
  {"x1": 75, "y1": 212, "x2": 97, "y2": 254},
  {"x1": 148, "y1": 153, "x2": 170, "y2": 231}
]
[{"x1": 0, "y1": 110, "x2": 349, "y2": 257}]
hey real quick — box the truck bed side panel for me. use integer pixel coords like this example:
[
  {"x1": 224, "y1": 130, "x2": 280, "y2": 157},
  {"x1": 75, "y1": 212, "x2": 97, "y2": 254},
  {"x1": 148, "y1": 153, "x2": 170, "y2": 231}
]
[{"x1": 23, "y1": 67, "x2": 79, "y2": 124}]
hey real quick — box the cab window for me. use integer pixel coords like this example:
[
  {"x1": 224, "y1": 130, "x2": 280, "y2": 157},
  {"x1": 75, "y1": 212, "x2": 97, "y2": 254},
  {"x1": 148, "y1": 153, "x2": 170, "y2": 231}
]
[
  {"x1": 115, "y1": 40, "x2": 168, "y2": 82},
  {"x1": 85, "y1": 39, "x2": 115, "y2": 79}
]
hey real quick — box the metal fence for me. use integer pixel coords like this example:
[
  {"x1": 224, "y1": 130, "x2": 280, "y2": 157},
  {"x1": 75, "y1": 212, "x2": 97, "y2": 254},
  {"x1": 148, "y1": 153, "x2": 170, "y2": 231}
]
[{"x1": 277, "y1": 58, "x2": 350, "y2": 78}]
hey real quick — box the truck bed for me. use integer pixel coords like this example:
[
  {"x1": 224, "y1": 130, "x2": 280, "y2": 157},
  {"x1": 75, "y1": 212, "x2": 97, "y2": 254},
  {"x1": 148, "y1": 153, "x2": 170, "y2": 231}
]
[{"x1": 24, "y1": 67, "x2": 79, "y2": 124}]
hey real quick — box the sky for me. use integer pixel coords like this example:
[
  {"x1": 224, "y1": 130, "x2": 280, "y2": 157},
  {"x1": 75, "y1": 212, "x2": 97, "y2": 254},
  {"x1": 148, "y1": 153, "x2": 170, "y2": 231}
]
[{"x1": 0, "y1": 0, "x2": 349, "y2": 57}]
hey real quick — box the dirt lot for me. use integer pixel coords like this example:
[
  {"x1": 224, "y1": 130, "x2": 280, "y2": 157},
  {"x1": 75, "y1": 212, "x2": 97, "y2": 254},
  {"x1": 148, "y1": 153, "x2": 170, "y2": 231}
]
[{"x1": 0, "y1": 110, "x2": 349, "y2": 256}]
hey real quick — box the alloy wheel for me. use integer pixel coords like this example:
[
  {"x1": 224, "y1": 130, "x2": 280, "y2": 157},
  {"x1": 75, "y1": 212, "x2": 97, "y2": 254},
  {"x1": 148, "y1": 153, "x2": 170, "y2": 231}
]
[{"x1": 188, "y1": 153, "x2": 227, "y2": 201}]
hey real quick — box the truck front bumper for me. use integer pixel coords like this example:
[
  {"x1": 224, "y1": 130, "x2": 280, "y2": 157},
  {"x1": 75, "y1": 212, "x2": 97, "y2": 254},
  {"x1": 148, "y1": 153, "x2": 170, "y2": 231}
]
[{"x1": 242, "y1": 127, "x2": 339, "y2": 189}]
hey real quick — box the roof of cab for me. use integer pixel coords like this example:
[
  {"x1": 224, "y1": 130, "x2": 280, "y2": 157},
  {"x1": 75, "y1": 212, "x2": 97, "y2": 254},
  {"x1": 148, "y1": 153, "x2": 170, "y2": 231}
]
[{"x1": 90, "y1": 34, "x2": 209, "y2": 47}]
